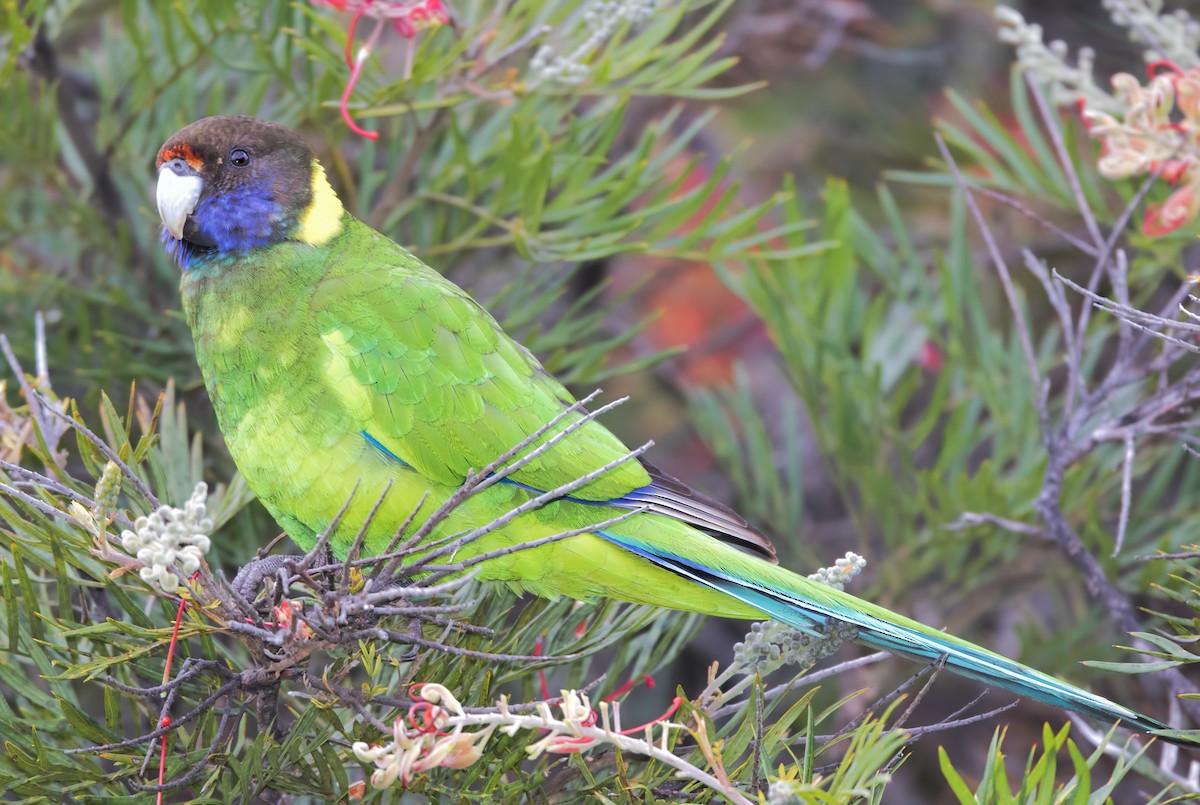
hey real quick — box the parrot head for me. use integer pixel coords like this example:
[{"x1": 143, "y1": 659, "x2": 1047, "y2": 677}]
[{"x1": 155, "y1": 116, "x2": 344, "y2": 268}]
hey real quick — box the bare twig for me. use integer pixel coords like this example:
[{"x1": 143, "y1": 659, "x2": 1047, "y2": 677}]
[
  {"x1": 829, "y1": 659, "x2": 941, "y2": 743},
  {"x1": 1134, "y1": 548, "x2": 1200, "y2": 562},
  {"x1": 403, "y1": 440, "x2": 653, "y2": 574},
  {"x1": 1113, "y1": 433, "x2": 1135, "y2": 557},
  {"x1": 67, "y1": 677, "x2": 242, "y2": 755},
  {"x1": 1026, "y1": 76, "x2": 1104, "y2": 248},
  {"x1": 900, "y1": 701, "x2": 1020, "y2": 740},
  {"x1": 34, "y1": 392, "x2": 158, "y2": 506},
  {"x1": 708, "y1": 651, "x2": 889, "y2": 720},
  {"x1": 0, "y1": 334, "x2": 64, "y2": 466},
  {"x1": 418, "y1": 506, "x2": 647, "y2": 582},
  {"x1": 935, "y1": 132, "x2": 1047, "y2": 436},
  {"x1": 0, "y1": 480, "x2": 84, "y2": 526},
  {"x1": 376, "y1": 390, "x2": 614, "y2": 579},
  {"x1": 892, "y1": 655, "x2": 946, "y2": 729},
  {"x1": 945, "y1": 511, "x2": 1050, "y2": 541},
  {"x1": 365, "y1": 491, "x2": 428, "y2": 584},
  {"x1": 139, "y1": 703, "x2": 244, "y2": 793},
  {"x1": 973, "y1": 185, "x2": 1099, "y2": 257},
  {"x1": 292, "y1": 480, "x2": 360, "y2": 573}
]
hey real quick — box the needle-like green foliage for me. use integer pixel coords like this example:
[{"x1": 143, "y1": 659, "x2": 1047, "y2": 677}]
[{"x1": 1, "y1": 0, "x2": 1198, "y2": 801}]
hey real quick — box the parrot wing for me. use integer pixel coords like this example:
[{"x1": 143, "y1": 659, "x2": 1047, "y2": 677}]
[{"x1": 312, "y1": 225, "x2": 777, "y2": 560}]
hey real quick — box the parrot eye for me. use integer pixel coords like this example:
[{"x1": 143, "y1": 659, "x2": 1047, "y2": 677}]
[{"x1": 229, "y1": 148, "x2": 250, "y2": 167}]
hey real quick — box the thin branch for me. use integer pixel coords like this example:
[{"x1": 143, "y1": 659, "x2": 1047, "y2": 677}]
[
  {"x1": 1110, "y1": 250, "x2": 1136, "y2": 367},
  {"x1": 403, "y1": 440, "x2": 653, "y2": 574},
  {"x1": 900, "y1": 701, "x2": 1020, "y2": 740},
  {"x1": 338, "y1": 479, "x2": 393, "y2": 595},
  {"x1": 797, "y1": 695, "x2": 1019, "y2": 749},
  {"x1": 1113, "y1": 433, "x2": 1135, "y2": 557},
  {"x1": 1055, "y1": 270, "x2": 1200, "y2": 346},
  {"x1": 0, "y1": 334, "x2": 61, "y2": 465},
  {"x1": 418, "y1": 506, "x2": 647, "y2": 582},
  {"x1": 104, "y1": 659, "x2": 233, "y2": 698},
  {"x1": 829, "y1": 659, "x2": 940, "y2": 743},
  {"x1": 33, "y1": 311, "x2": 47, "y2": 382},
  {"x1": 935, "y1": 132, "x2": 1047, "y2": 437},
  {"x1": 377, "y1": 390, "x2": 613, "y2": 578},
  {"x1": 892, "y1": 655, "x2": 946, "y2": 730},
  {"x1": 67, "y1": 678, "x2": 241, "y2": 755},
  {"x1": 34, "y1": 392, "x2": 158, "y2": 506},
  {"x1": 138, "y1": 702, "x2": 244, "y2": 793},
  {"x1": 292, "y1": 480, "x2": 360, "y2": 573},
  {"x1": 346, "y1": 628, "x2": 563, "y2": 663},
  {"x1": 359, "y1": 574, "x2": 477, "y2": 607},
  {"x1": 1070, "y1": 135, "x2": 1175, "y2": 407},
  {"x1": 365, "y1": 490, "x2": 428, "y2": 584},
  {"x1": 0, "y1": 480, "x2": 84, "y2": 526},
  {"x1": 3, "y1": 461, "x2": 88, "y2": 504},
  {"x1": 1134, "y1": 548, "x2": 1200, "y2": 562},
  {"x1": 1022, "y1": 250, "x2": 1082, "y2": 409},
  {"x1": 944, "y1": 511, "x2": 1051, "y2": 541},
  {"x1": 972, "y1": 185, "x2": 1099, "y2": 256},
  {"x1": 1026, "y1": 75, "x2": 1104, "y2": 247}
]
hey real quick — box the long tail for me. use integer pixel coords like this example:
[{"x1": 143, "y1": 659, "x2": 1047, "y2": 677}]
[{"x1": 598, "y1": 531, "x2": 1190, "y2": 745}]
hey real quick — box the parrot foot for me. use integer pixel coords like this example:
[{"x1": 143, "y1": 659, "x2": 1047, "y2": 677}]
[
  {"x1": 231, "y1": 554, "x2": 298, "y2": 601},
  {"x1": 397, "y1": 618, "x2": 422, "y2": 662}
]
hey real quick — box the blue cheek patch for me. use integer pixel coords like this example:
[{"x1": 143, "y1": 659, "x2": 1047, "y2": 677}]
[
  {"x1": 192, "y1": 190, "x2": 286, "y2": 252},
  {"x1": 170, "y1": 181, "x2": 295, "y2": 270}
]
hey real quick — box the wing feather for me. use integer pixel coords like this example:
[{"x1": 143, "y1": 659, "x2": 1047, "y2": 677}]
[
  {"x1": 317, "y1": 220, "x2": 777, "y2": 561},
  {"x1": 318, "y1": 223, "x2": 648, "y2": 500},
  {"x1": 619, "y1": 461, "x2": 777, "y2": 562}
]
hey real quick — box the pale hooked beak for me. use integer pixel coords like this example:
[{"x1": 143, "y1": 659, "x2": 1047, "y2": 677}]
[{"x1": 156, "y1": 160, "x2": 203, "y2": 240}]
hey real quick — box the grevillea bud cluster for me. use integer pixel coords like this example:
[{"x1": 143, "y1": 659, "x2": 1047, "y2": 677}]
[
  {"x1": 531, "y1": 0, "x2": 659, "y2": 84},
  {"x1": 92, "y1": 460, "x2": 122, "y2": 518},
  {"x1": 806, "y1": 551, "x2": 866, "y2": 591},
  {"x1": 120, "y1": 482, "x2": 211, "y2": 593},
  {"x1": 732, "y1": 552, "x2": 866, "y2": 674}
]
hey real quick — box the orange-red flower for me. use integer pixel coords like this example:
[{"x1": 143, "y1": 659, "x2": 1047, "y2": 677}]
[
  {"x1": 312, "y1": 0, "x2": 450, "y2": 139},
  {"x1": 1083, "y1": 61, "x2": 1200, "y2": 236}
]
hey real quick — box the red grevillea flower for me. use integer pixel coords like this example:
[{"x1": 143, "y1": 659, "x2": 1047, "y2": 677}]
[
  {"x1": 352, "y1": 683, "x2": 687, "y2": 789},
  {"x1": 352, "y1": 683, "x2": 496, "y2": 787},
  {"x1": 1144, "y1": 183, "x2": 1200, "y2": 237},
  {"x1": 1082, "y1": 61, "x2": 1200, "y2": 236},
  {"x1": 271, "y1": 599, "x2": 314, "y2": 639},
  {"x1": 312, "y1": 0, "x2": 450, "y2": 139}
]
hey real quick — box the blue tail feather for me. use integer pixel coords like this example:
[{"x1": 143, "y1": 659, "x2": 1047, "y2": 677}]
[{"x1": 596, "y1": 530, "x2": 1181, "y2": 742}]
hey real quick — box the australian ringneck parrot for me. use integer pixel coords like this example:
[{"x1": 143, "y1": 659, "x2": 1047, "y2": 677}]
[{"x1": 154, "y1": 115, "x2": 1183, "y2": 742}]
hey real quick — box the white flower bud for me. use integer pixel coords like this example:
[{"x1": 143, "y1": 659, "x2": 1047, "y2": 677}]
[{"x1": 119, "y1": 482, "x2": 212, "y2": 594}]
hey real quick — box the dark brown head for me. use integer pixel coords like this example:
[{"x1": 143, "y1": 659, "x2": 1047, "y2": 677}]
[{"x1": 155, "y1": 116, "x2": 344, "y2": 267}]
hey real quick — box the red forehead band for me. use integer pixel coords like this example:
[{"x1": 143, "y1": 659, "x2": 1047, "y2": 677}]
[{"x1": 156, "y1": 142, "x2": 203, "y2": 171}]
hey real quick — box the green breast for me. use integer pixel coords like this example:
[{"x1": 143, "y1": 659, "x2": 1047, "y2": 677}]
[{"x1": 181, "y1": 239, "x2": 371, "y2": 546}]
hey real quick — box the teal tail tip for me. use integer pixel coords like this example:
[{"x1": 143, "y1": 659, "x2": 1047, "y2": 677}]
[
  {"x1": 1148, "y1": 726, "x2": 1200, "y2": 748},
  {"x1": 596, "y1": 532, "x2": 1200, "y2": 746},
  {"x1": 1106, "y1": 707, "x2": 1198, "y2": 748}
]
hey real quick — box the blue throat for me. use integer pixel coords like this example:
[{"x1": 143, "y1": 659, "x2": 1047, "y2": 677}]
[{"x1": 164, "y1": 186, "x2": 294, "y2": 271}]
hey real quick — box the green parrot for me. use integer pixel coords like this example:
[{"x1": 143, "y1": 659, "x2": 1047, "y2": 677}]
[{"x1": 156, "y1": 115, "x2": 1185, "y2": 742}]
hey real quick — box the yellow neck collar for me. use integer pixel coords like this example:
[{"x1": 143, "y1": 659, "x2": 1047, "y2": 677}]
[{"x1": 294, "y1": 160, "x2": 344, "y2": 246}]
